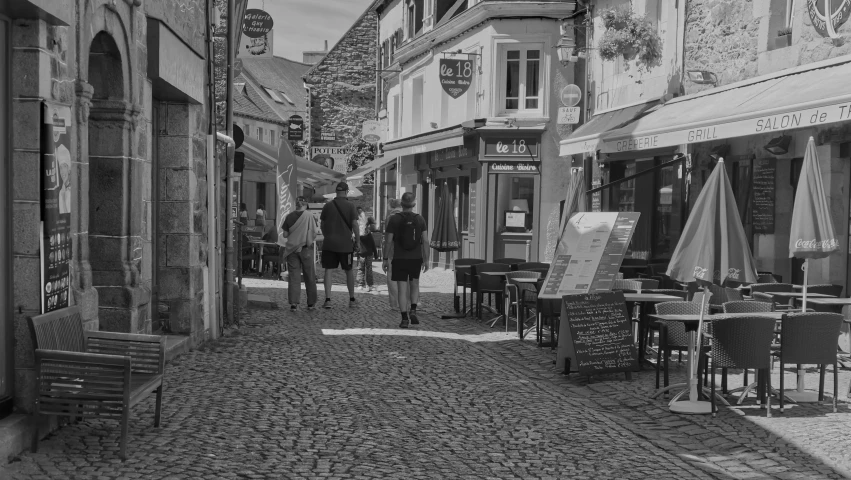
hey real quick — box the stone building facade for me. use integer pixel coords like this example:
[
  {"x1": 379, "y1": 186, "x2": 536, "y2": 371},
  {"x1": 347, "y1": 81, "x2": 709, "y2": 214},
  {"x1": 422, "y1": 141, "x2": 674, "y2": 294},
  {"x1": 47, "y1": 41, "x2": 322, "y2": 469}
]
[
  {"x1": 302, "y1": 7, "x2": 378, "y2": 178},
  {"x1": 2, "y1": 0, "x2": 218, "y2": 426}
]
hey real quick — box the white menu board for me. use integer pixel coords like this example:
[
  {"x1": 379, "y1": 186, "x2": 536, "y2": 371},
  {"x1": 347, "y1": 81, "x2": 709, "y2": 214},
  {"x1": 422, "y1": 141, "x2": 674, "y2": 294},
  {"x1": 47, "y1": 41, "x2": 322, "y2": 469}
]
[{"x1": 538, "y1": 212, "x2": 641, "y2": 300}]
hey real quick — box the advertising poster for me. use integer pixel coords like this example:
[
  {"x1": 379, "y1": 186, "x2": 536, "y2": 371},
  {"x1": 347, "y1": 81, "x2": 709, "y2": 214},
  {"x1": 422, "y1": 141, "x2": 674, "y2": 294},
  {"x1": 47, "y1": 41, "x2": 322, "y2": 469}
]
[{"x1": 41, "y1": 103, "x2": 73, "y2": 313}]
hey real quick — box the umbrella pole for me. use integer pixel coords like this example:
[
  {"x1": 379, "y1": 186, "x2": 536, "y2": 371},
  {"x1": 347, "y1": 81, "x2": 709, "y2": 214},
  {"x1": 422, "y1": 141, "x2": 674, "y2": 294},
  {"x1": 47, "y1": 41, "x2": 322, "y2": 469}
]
[
  {"x1": 693, "y1": 287, "x2": 709, "y2": 399},
  {"x1": 670, "y1": 286, "x2": 712, "y2": 414},
  {"x1": 802, "y1": 259, "x2": 808, "y2": 312}
]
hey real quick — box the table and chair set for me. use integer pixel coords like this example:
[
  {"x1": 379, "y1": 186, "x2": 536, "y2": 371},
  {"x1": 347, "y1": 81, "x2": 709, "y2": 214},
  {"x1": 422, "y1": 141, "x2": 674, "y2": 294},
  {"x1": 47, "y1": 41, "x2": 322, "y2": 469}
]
[{"x1": 449, "y1": 258, "x2": 851, "y2": 416}]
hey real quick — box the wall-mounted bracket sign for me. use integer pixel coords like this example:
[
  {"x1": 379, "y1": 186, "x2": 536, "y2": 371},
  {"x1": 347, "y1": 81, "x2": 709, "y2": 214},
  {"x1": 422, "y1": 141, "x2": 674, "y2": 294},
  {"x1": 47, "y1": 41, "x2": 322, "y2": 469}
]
[
  {"x1": 439, "y1": 58, "x2": 474, "y2": 99},
  {"x1": 287, "y1": 115, "x2": 304, "y2": 141},
  {"x1": 482, "y1": 135, "x2": 540, "y2": 159},
  {"x1": 807, "y1": 0, "x2": 851, "y2": 39},
  {"x1": 243, "y1": 9, "x2": 274, "y2": 38},
  {"x1": 489, "y1": 162, "x2": 539, "y2": 173},
  {"x1": 361, "y1": 120, "x2": 384, "y2": 143}
]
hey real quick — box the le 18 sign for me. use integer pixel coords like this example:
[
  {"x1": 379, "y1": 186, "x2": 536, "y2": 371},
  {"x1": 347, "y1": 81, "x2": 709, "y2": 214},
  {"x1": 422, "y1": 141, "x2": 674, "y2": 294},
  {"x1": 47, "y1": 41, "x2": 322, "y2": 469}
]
[{"x1": 439, "y1": 59, "x2": 473, "y2": 99}]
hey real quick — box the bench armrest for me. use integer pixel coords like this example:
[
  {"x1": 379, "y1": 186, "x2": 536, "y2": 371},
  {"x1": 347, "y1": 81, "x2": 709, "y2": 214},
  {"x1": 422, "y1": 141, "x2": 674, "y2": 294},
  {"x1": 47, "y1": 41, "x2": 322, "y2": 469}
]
[
  {"x1": 84, "y1": 331, "x2": 165, "y2": 375},
  {"x1": 34, "y1": 349, "x2": 131, "y2": 403}
]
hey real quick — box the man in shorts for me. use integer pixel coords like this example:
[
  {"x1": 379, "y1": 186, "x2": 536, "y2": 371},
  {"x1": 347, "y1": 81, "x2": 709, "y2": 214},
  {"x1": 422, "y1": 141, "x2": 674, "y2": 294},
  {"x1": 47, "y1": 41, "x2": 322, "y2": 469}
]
[
  {"x1": 320, "y1": 182, "x2": 359, "y2": 309},
  {"x1": 382, "y1": 192, "x2": 429, "y2": 328}
]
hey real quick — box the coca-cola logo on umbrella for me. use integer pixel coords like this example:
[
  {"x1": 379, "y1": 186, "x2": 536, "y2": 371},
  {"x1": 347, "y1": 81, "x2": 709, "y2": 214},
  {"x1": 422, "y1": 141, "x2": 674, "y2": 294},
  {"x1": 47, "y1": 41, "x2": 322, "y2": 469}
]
[
  {"x1": 806, "y1": 0, "x2": 851, "y2": 39},
  {"x1": 243, "y1": 9, "x2": 274, "y2": 38},
  {"x1": 439, "y1": 59, "x2": 474, "y2": 99}
]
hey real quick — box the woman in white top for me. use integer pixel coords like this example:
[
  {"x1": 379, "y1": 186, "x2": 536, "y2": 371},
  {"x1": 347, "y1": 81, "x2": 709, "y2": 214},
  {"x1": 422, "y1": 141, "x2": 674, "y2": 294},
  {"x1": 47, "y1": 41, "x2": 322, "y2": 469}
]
[{"x1": 256, "y1": 204, "x2": 266, "y2": 227}]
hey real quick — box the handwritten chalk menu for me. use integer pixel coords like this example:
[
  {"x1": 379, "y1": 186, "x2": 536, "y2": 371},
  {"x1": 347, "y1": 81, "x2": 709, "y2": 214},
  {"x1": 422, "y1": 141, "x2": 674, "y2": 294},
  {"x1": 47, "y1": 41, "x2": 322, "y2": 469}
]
[
  {"x1": 753, "y1": 159, "x2": 775, "y2": 234},
  {"x1": 539, "y1": 212, "x2": 641, "y2": 300},
  {"x1": 558, "y1": 292, "x2": 638, "y2": 375}
]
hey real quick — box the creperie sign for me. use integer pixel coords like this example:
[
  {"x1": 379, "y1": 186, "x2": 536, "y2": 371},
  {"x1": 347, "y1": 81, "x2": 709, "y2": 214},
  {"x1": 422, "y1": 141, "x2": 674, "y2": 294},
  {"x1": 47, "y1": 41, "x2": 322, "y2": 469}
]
[{"x1": 603, "y1": 101, "x2": 851, "y2": 153}]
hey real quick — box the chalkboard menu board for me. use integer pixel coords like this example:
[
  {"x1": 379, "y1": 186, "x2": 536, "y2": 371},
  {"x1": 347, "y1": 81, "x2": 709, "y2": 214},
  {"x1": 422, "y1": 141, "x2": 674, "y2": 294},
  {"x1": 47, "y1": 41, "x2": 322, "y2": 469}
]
[
  {"x1": 753, "y1": 159, "x2": 775, "y2": 234},
  {"x1": 559, "y1": 291, "x2": 637, "y2": 375}
]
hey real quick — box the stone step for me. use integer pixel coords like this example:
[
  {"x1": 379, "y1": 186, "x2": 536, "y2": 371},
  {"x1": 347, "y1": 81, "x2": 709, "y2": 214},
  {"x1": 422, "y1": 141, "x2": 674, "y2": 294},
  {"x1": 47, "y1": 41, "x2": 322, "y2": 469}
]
[{"x1": 164, "y1": 335, "x2": 191, "y2": 363}]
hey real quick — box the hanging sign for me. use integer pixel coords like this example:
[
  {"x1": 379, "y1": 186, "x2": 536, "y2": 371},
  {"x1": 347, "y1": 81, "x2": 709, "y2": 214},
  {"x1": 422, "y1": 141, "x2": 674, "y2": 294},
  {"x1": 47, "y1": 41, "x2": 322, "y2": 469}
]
[
  {"x1": 438, "y1": 58, "x2": 474, "y2": 99},
  {"x1": 243, "y1": 9, "x2": 274, "y2": 38},
  {"x1": 362, "y1": 120, "x2": 384, "y2": 143},
  {"x1": 40, "y1": 103, "x2": 73, "y2": 314},
  {"x1": 287, "y1": 115, "x2": 304, "y2": 141},
  {"x1": 806, "y1": 0, "x2": 851, "y2": 39},
  {"x1": 238, "y1": 30, "x2": 274, "y2": 58}
]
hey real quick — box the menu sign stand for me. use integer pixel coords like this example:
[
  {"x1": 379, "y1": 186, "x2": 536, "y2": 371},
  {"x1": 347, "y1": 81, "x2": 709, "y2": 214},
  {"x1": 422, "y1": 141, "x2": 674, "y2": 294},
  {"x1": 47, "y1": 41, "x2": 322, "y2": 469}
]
[
  {"x1": 559, "y1": 292, "x2": 637, "y2": 380},
  {"x1": 538, "y1": 212, "x2": 641, "y2": 374}
]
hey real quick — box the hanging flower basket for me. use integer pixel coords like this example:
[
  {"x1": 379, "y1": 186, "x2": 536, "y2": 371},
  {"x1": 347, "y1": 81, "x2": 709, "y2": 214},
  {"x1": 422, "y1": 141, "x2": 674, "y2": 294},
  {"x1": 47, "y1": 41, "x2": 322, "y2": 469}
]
[{"x1": 595, "y1": 6, "x2": 662, "y2": 72}]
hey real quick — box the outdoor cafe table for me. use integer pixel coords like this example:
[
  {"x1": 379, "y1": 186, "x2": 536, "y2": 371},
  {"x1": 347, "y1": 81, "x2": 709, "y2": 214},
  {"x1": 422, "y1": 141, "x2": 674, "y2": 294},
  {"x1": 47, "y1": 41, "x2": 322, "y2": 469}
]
[
  {"x1": 248, "y1": 240, "x2": 279, "y2": 277},
  {"x1": 648, "y1": 312, "x2": 786, "y2": 414},
  {"x1": 622, "y1": 293, "x2": 685, "y2": 366}
]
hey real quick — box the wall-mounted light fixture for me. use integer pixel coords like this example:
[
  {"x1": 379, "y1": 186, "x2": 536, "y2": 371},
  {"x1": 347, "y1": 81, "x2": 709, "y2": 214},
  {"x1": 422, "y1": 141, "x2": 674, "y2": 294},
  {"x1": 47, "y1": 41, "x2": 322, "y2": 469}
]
[
  {"x1": 556, "y1": 36, "x2": 578, "y2": 65},
  {"x1": 764, "y1": 135, "x2": 791, "y2": 155}
]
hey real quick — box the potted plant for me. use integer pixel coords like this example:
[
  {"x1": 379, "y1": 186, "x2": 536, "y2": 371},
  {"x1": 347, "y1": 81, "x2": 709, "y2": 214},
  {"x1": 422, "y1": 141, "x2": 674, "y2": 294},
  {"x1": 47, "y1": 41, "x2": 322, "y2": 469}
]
[
  {"x1": 595, "y1": 6, "x2": 663, "y2": 72},
  {"x1": 776, "y1": 26, "x2": 793, "y2": 47}
]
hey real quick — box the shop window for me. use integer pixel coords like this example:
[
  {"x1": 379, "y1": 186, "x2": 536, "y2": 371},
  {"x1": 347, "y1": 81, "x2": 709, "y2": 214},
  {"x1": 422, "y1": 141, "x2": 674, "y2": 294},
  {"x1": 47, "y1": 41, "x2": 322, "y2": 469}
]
[
  {"x1": 459, "y1": 176, "x2": 470, "y2": 232},
  {"x1": 500, "y1": 45, "x2": 543, "y2": 115},
  {"x1": 257, "y1": 127, "x2": 264, "y2": 141},
  {"x1": 652, "y1": 162, "x2": 684, "y2": 259},
  {"x1": 411, "y1": 76, "x2": 424, "y2": 134},
  {"x1": 270, "y1": 130, "x2": 276, "y2": 146},
  {"x1": 256, "y1": 182, "x2": 267, "y2": 216},
  {"x1": 435, "y1": 0, "x2": 468, "y2": 26},
  {"x1": 243, "y1": 124, "x2": 250, "y2": 137},
  {"x1": 406, "y1": 0, "x2": 424, "y2": 40}
]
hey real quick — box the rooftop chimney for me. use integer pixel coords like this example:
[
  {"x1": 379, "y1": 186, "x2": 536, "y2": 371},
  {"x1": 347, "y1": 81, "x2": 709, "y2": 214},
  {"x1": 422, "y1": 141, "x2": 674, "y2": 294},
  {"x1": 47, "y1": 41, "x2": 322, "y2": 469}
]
[{"x1": 324, "y1": 40, "x2": 328, "y2": 51}]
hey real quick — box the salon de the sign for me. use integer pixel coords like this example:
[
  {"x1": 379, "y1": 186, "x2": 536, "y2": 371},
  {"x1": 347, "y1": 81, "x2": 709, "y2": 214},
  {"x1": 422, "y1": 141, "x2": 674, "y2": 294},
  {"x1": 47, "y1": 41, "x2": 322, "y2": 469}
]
[{"x1": 603, "y1": 101, "x2": 851, "y2": 153}]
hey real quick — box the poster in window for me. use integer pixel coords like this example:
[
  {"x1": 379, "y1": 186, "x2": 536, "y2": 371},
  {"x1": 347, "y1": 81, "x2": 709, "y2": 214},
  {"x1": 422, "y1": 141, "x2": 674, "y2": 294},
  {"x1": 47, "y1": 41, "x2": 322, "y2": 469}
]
[{"x1": 41, "y1": 103, "x2": 73, "y2": 313}]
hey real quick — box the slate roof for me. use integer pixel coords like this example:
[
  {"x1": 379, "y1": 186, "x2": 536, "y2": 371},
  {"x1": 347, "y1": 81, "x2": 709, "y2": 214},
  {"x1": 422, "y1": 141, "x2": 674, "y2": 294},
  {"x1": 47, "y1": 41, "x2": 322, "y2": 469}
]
[
  {"x1": 232, "y1": 76, "x2": 286, "y2": 125},
  {"x1": 240, "y1": 56, "x2": 311, "y2": 119}
]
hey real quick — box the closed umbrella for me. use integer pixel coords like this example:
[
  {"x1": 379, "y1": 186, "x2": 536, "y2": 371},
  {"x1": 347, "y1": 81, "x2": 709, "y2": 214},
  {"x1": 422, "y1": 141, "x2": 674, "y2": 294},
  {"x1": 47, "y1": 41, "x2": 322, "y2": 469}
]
[
  {"x1": 430, "y1": 186, "x2": 460, "y2": 252},
  {"x1": 554, "y1": 167, "x2": 587, "y2": 257},
  {"x1": 323, "y1": 186, "x2": 364, "y2": 199},
  {"x1": 789, "y1": 137, "x2": 839, "y2": 311},
  {"x1": 665, "y1": 158, "x2": 759, "y2": 414},
  {"x1": 787, "y1": 137, "x2": 838, "y2": 402}
]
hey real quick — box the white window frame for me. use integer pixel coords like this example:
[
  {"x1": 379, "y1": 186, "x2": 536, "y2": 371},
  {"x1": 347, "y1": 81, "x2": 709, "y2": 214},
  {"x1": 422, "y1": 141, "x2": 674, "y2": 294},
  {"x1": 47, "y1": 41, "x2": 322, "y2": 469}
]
[
  {"x1": 270, "y1": 130, "x2": 276, "y2": 146},
  {"x1": 257, "y1": 126, "x2": 264, "y2": 141},
  {"x1": 492, "y1": 37, "x2": 550, "y2": 118},
  {"x1": 264, "y1": 87, "x2": 284, "y2": 103}
]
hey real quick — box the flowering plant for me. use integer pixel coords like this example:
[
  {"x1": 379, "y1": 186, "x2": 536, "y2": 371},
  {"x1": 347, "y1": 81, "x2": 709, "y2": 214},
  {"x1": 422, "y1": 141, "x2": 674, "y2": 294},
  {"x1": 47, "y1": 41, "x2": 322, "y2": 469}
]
[{"x1": 596, "y1": 6, "x2": 662, "y2": 72}]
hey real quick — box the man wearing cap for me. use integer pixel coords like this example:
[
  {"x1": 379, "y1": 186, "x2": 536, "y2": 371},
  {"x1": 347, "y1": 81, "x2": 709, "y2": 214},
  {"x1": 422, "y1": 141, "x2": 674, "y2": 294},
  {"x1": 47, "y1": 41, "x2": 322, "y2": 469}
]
[
  {"x1": 383, "y1": 191, "x2": 429, "y2": 328},
  {"x1": 319, "y1": 182, "x2": 360, "y2": 308},
  {"x1": 281, "y1": 197, "x2": 319, "y2": 311}
]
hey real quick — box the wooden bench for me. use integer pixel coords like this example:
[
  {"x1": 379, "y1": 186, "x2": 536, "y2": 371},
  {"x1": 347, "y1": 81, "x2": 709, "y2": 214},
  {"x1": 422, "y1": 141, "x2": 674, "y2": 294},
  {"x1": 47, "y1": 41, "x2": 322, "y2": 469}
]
[{"x1": 27, "y1": 306, "x2": 165, "y2": 460}]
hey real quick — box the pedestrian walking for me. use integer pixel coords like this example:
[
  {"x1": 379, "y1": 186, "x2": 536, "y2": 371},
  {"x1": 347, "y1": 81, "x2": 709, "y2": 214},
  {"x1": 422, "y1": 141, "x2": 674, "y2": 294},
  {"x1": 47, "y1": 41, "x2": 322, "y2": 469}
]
[
  {"x1": 383, "y1": 192, "x2": 429, "y2": 328},
  {"x1": 281, "y1": 197, "x2": 319, "y2": 311},
  {"x1": 384, "y1": 198, "x2": 404, "y2": 310},
  {"x1": 239, "y1": 203, "x2": 249, "y2": 224},
  {"x1": 357, "y1": 217, "x2": 379, "y2": 292},
  {"x1": 320, "y1": 182, "x2": 359, "y2": 309},
  {"x1": 256, "y1": 204, "x2": 267, "y2": 227}
]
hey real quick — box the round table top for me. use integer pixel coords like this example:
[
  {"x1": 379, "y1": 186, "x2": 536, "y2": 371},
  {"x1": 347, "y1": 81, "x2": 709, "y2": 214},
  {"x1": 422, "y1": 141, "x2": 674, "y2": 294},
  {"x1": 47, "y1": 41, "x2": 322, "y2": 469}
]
[{"x1": 622, "y1": 293, "x2": 684, "y2": 303}]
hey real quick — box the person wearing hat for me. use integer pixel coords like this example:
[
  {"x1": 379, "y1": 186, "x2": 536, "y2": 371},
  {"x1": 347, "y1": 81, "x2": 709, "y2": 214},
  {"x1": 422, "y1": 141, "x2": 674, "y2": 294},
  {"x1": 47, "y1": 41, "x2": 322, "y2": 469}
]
[
  {"x1": 281, "y1": 197, "x2": 319, "y2": 311},
  {"x1": 383, "y1": 191, "x2": 429, "y2": 328},
  {"x1": 319, "y1": 182, "x2": 360, "y2": 309}
]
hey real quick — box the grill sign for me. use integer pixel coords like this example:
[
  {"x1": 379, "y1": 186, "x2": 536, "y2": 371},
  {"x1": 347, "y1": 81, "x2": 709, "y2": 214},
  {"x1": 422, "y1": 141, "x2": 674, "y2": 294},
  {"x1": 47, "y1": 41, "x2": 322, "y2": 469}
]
[
  {"x1": 243, "y1": 9, "x2": 274, "y2": 38},
  {"x1": 439, "y1": 59, "x2": 473, "y2": 99}
]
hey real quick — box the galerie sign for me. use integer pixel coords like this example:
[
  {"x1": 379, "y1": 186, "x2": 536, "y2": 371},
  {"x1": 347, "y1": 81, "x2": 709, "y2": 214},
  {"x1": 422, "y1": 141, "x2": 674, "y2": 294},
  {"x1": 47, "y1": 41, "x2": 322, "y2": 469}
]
[
  {"x1": 603, "y1": 102, "x2": 851, "y2": 153},
  {"x1": 806, "y1": 0, "x2": 851, "y2": 38},
  {"x1": 438, "y1": 58, "x2": 473, "y2": 99}
]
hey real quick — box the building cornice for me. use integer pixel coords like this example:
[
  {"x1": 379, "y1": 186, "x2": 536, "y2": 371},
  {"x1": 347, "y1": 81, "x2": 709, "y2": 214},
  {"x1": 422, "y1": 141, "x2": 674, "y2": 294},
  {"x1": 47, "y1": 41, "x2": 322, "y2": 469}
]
[{"x1": 393, "y1": 1, "x2": 575, "y2": 68}]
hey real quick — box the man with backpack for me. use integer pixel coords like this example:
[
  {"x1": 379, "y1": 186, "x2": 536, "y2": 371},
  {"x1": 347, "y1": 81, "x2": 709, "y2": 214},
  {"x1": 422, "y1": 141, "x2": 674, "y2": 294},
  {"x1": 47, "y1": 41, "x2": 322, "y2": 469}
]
[
  {"x1": 320, "y1": 182, "x2": 359, "y2": 309},
  {"x1": 382, "y1": 191, "x2": 429, "y2": 328}
]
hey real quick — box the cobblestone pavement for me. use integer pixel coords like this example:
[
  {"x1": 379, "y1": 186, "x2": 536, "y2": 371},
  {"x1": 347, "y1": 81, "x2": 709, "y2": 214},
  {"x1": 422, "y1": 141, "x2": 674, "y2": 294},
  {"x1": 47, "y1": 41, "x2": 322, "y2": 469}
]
[{"x1": 4, "y1": 265, "x2": 851, "y2": 479}]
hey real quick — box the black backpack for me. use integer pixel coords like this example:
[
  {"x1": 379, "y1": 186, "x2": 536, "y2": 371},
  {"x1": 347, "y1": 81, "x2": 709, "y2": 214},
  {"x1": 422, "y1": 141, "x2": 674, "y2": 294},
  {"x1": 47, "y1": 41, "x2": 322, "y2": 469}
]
[{"x1": 396, "y1": 212, "x2": 422, "y2": 251}]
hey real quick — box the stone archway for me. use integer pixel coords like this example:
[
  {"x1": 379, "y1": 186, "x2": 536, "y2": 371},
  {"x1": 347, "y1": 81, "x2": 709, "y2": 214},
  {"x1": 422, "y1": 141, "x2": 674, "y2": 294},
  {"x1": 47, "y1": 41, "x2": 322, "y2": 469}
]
[{"x1": 85, "y1": 30, "x2": 149, "y2": 332}]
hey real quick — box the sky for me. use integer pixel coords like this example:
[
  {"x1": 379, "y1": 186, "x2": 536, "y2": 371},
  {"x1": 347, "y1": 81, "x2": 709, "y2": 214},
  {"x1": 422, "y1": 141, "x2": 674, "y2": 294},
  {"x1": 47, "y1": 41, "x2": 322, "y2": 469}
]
[{"x1": 247, "y1": 0, "x2": 375, "y2": 63}]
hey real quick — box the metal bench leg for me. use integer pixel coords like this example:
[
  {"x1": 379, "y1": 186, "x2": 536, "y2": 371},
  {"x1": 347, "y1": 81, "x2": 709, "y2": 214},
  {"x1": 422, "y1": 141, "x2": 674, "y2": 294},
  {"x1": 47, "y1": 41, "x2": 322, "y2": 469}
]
[
  {"x1": 154, "y1": 386, "x2": 163, "y2": 428},
  {"x1": 120, "y1": 406, "x2": 129, "y2": 461}
]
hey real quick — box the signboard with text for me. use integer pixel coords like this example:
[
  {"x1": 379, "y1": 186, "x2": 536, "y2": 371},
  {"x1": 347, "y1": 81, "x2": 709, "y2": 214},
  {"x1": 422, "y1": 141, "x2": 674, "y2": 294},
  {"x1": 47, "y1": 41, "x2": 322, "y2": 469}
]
[
  {"x1": 559, "y1": 292, "x2": 638, "y2": 375},
  {"x1": 489, "y1": 162, "x2": 539, "y2": 173},
  {"x1": 438, "y1": 58, "x2": 474, "y2": 99},
  {"x1": 603, "y1": 101, "x2": 851, "y2": 153},
  {"x1": 482, "y1": 135, "x2": 540, "y2": 160},
  {"x1": 238, "y1": 29, "x2": 273, "y2": 59},
  {"x1": 429, "y1": 137, "x2": 477, "y2": 168},
  {"x1": 361, "y1": 120, "x2": 384, "y2": 143},
  {"x1": 287, "y1": 115, "x2": 304, "y2": 141},
  {"x1": 753, "y1": 159, "x2": 776, "y2": 234},
  {"x1": 558, "y1": 107, "x2": 581, "y2": 125},
  {"x1": 41, "y1": 103, "x2": 73, "y2": 313},
  {"x1": 311, "y1": 146, "x2": 349, "y2": 174}
]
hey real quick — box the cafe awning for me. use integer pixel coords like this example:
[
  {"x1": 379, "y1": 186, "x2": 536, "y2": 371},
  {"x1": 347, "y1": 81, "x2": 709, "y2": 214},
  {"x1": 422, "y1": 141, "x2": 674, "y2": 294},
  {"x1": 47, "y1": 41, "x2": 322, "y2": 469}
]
[
  {"x1": 383, "y1": 125, "x2": 468, "y2": 158},
  {"x1": 238, "y1": 136, "x2": 343, "y2": 187},
  {"x1": 601, "y1": 58, "x2": 851, "y2": 154},
  {"x1": 558, "y1": 101, "x2": 660, "y2": 156},
  {"x1": 346, "y1": 156, "x2": 397, "y2": 186}
]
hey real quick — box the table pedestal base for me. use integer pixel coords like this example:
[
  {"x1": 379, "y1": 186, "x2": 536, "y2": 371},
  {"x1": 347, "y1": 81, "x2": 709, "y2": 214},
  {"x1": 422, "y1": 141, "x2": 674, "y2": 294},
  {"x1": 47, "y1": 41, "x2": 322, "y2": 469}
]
[
  {"x1": 669, "y1": 400, "x2": 713, "y2": 415},
  {"x1": 783, "y1": 390, "x2": 820, "y2": 403}
]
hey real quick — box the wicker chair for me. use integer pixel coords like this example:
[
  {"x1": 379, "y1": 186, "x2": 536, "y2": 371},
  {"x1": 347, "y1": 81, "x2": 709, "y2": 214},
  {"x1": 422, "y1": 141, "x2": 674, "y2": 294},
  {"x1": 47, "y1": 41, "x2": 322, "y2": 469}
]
[
  {"x1": 640, "y1": 290, "x2": 686, "y2": 349},
  {"x1": 757, "y1": 272, "x2": 782, "y2": 283},
  {"x1": 612, "y1": 279, "x2": 642, "y2": 293},
  {"x1": 514, "y1": 262, "x2": 549, "y2": 272},
  {"x1": 494, "y1": 257, "x2": 525, "y2": 267},
  {"x1": 504, "y1": 271, "x2": 542, "y2": 333},
  {"x1": 634, "y1": 278, "x2": 660, "y2": 290},
  {"x1": 723, "y1": 301, "x2": 774, "y2": 313},
  {"x1": 452, "y1": 258, "x2": 485, "y2": 314},
  {"x1": 806, "y1": 284, "x2": 843, "y2": 297},
  {"x1": 751, "y1": 283, "x2": 795, "y2": 309},
  {"x1": 774, "y1": 312, "x2": 844, "y2": 413},
  {"x1": 707, "y1": 316, "x2": 777, "y2": 417},
  {"x1": 654, "y1": 301, "x2": 709, "y2": 390},
  {"x1": 471, "y1": 263, "x2": 511, "y2": 320}
]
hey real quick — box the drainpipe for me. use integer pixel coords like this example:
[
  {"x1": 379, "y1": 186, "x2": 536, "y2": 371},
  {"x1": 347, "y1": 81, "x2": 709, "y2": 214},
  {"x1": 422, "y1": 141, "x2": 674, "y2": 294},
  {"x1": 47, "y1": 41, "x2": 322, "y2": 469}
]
[
  {"x1": 224, "y1": 0, "x2": 236, "y2": 326},
  {"x1": 206, "y1": 0, "x2": 219, "y2": 340}
]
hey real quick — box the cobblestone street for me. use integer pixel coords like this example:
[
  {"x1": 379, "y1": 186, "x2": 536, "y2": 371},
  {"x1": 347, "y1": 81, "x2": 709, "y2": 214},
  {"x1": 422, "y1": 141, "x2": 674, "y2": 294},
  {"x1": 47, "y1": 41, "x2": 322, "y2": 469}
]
[{"x1": 4, "y1": 268, "x2": 851, "y2": 479}]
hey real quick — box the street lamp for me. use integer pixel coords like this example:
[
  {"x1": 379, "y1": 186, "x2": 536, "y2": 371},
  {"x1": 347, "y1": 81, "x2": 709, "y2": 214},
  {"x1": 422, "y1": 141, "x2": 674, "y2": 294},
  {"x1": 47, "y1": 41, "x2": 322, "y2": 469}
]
[{"x1": 556, "y1": 36, "x2": 578, "y2": 65}]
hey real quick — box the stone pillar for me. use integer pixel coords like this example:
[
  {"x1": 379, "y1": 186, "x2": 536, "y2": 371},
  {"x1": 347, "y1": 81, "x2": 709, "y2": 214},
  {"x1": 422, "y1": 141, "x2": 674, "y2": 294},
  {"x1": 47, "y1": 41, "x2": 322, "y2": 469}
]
[
  {"x1": 157, "y1": 102, "x2": 206, "y2": 346},
  {"x1": 73, "y1": 80, "x2": 99, "y2": 332},
  {"x1": 88, "y1": 100, "x2": 150, "y2": 333}
]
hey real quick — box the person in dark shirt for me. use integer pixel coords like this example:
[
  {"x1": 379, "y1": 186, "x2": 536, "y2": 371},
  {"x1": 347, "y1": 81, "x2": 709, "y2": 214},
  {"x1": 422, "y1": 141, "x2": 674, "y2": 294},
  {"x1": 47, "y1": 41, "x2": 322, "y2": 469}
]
[
  {"x1": 319, "y1": 182, "x2": 359, "y2": 309},
  {"x1": 383, "y1": 192, "x2": 429, "y2": 328}
]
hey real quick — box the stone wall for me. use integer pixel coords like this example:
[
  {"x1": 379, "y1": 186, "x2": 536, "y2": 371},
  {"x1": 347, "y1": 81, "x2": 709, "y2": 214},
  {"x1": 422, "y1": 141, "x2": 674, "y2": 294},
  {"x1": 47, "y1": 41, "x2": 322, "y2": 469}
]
[{"x1": 303, "y1": 10, "x2": 377, "y2": 153}]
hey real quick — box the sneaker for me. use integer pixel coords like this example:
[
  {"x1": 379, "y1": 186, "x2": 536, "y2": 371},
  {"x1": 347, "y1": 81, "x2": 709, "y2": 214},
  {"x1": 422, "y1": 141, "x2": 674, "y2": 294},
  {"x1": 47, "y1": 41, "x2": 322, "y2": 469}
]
[
  {"x1": 323, "y1": 299, "x2": 332, "y2": 309},
  {"x1": 409, "y1": 311, "x2": 419, "y2": 325},
  {"x1": 290, "y1": 305, "x2": 297, "y2": 311},
  {"x1": 349, "y1": 298, "x2": 357, "y2": 308},
  {"x1": 399, "y1": 318, "x2": 409, "y2": 328}
]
